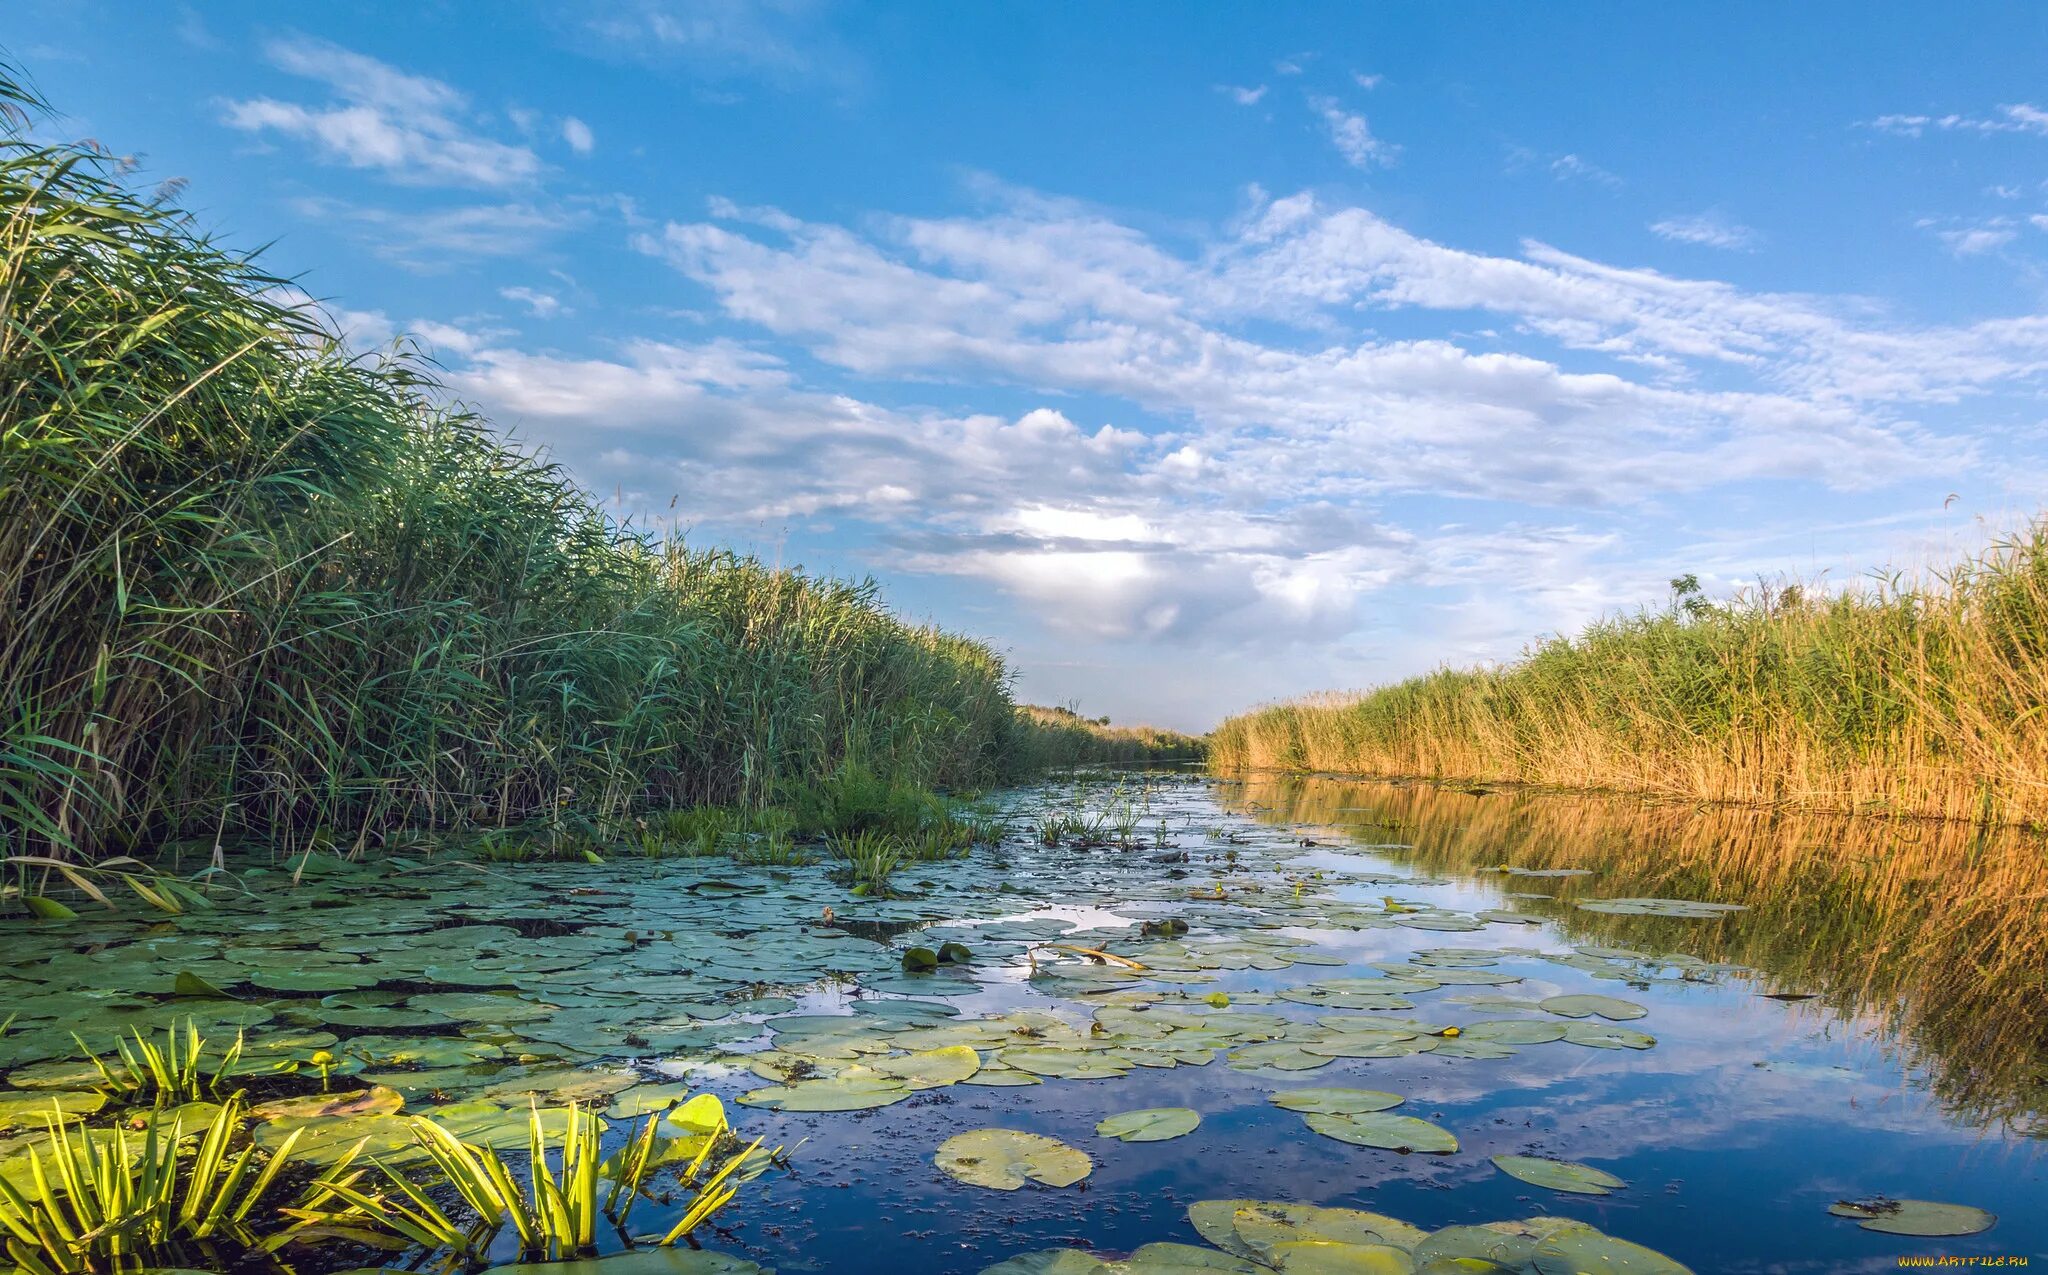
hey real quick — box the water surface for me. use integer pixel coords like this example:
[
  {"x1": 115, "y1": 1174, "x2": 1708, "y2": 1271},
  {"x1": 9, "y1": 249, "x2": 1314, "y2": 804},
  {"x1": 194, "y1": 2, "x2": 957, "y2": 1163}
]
[{"x1": 2, "y1": 769, "x2": 2042, "y2": 1272}]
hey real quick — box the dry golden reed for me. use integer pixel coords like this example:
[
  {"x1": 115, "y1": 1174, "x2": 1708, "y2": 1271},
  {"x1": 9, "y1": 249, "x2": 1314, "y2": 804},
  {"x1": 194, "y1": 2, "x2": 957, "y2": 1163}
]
[{"x1": 1211, "y1": 527, "x2": 2048, "y2": 825}]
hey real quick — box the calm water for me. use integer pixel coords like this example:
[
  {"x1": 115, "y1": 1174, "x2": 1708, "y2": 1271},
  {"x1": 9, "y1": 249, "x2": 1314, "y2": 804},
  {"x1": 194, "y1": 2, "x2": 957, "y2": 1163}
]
[{"x1": 3, "y1": 768, "x2": 2043, "y2": 1272}]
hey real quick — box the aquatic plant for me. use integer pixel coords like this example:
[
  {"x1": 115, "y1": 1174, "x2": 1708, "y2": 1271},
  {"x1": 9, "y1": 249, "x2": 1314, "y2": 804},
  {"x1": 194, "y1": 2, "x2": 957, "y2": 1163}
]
[
  {"x1": 0, "y1": 61, "x2": 1025, "y2": 871},
  {"x1": 286, "y1": 1099, "x2": 769, "y2": 1262},
  {"x1": 827, "y1": 829, "x2": 903, "y2": 892},
  {"x1": 1211, "y1": 525, "x2": 2048, "y2": 825},
  {"x1": 0, "y1": 1094, "x2": 301, "y2": 1273},
  {"x1": 74, "y1": 1022, "x2": 242, "y2": 1105}
]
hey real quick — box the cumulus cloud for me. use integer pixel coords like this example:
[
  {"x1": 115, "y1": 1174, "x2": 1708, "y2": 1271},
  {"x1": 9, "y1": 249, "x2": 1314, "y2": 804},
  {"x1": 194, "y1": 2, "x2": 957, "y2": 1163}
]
[
  {"x1": 561, "y1": 116, "x2": 595, "y2": 153},
  {"x1": 1219, "y1": 84, "x2": 1268, "y2": 106},
  {"x1": 222, "y1": 36, "x2": 541, "y2": 187},
  {"x1": 401, "y1": 183, "x2": 2035, "y2": 722}
]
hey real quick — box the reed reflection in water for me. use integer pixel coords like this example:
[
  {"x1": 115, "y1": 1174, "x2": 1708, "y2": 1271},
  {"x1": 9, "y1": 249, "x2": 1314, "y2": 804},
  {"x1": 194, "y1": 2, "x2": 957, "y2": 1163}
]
[{"x1": 1217, "y1": 772, "x2": 2048, "y2": 1136}]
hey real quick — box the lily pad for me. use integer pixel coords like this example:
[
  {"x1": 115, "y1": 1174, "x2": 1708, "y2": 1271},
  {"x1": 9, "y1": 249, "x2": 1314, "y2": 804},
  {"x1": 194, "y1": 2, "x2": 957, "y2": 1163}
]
[
  {"x1": 1267, "y1": 1241, "x2": 1415, "y2": 1274},
  {"x1": 1300, "y1": 1111, "x2": 1458, "y2": 1154},
  {"x1": 867, "y1": 1044, "x2": 981, "y2": 1089},
  {"x1": 1560, "y1": 1023, "x2": 1656, "y2": 1050},
  {"x1": 1539, "y1": 995, "x2": 1647, "y2": 1022},
  {"x1": 1491, "y1": 1154, "x2": 1627, "y2": 1195},
  {"x1": 1270, "y1": 1088, "x2": 1404, "y2": 1115},
  {"x1": 1828, "y1": 1198, "x2": 1996, "y2": 1237},
  {"x1": 935, "y1": 1128, "x2": 1093, "y2": 1190},
  {"x1": 1096, "y1": 1107, "x2": 1201, "y2": 1142},
  {"x1": 738, "y1": 1068, "x2": 911, "y2": 1112},
  {"x1": 1531, "y1": 1225, "x2": 1694, "y2": 1274}
]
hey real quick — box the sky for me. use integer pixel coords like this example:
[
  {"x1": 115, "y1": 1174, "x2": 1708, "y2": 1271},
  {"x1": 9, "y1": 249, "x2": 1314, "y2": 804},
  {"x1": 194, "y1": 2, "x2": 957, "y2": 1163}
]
[{"x1": 8, "y1": 3, "x2": 2048, "y2": 731}]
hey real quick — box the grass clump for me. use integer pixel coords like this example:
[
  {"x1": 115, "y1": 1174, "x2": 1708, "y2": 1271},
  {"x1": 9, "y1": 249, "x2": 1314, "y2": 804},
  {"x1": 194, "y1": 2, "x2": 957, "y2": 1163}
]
[
  {"x1": 0, "y1": 65, "x2": 1020, "y2": 870},
  {"x1": 1211, "y1": 528, "x2": 2048, "y2": 825}
]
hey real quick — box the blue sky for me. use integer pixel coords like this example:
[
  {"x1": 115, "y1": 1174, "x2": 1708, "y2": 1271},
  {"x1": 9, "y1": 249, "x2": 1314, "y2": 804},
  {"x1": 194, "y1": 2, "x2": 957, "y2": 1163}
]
[{"x1": 10, "y1": 3, "x2": 2048, "y2": 729}]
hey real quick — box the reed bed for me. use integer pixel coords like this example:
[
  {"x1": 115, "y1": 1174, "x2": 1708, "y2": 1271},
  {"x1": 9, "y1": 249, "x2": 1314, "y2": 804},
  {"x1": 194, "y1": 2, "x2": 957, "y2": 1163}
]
[
  {"x1": 0, "y1": 69, "x2": 1024, "y2": 865},
  {"x1": 1008, "y1": 705, "x2": 1207, "y2": 770},
  {"x1": 1211, "y1": 527, "x2": 2048, "y2": 825}
]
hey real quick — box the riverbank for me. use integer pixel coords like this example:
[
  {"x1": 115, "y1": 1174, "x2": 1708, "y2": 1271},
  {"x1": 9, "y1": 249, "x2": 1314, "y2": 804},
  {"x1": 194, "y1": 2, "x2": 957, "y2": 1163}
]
[
  {"x1": 1210, "y1": 525, "x2": 2048, "y2": 825},
  {"x1": 0, "y1": 76, "x2": 1141, "y2": 872}
]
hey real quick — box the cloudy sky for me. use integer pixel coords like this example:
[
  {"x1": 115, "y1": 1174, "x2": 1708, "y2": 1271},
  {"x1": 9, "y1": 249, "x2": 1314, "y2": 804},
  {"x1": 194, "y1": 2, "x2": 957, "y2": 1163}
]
[{"x1": 11, "y1": 3, "x2": 2048, "y2": 729}]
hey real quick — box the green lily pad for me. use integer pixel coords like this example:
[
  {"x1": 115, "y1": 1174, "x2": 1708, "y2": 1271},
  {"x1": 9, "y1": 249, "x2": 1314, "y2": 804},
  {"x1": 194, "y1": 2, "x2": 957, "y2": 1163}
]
[
  {"x1": 1539, "y1": 995, "x2": 1647, "y2": 1022},
  {"x1": 1560, "y1": 1023, "x2": 1655, "y2": 1050},
  {"x1": 1491, "y1": 1154, "x2": 1627, "y2": 1195},
  {"x1": 1531, "y1": 1224, "x2": 1694, "y2": 1274},
  {"x1": 1270, "y1": 1088, "x2": 1404, "y2": 1115},
  {"x1": 0, "y1": 1089, "x2": 106, "y2": 1131},
  {"x1": 1191, "y1": 1201, "x2": 1429, "y2": 1261},
  {"x1": 935, "y1": 1128, "x2": 1093, "y2": 1190},
  {"x1": 738, "y1": 1067, "x2": 911, "y2": 1112},
  {"x1": 1828, "y1": 1198, "x2": 1996, "y2": 1236},
  {"x1": 1460, "y1": 1020, "x2": 1567, "y2": 1045},
  {"x1": 1096, "y1": 1107, "x2": 1201, "y2": 1142},
  {"x1": 1300, "y1": 1111, "x2": 1458, "y2": 1153},
  {"x1": 1267, "y1": 1241, "x2": 1414, "y2": 1274},
  {"x1": 867, "y1": 1044, "x2": 981, "y2": 1089}
]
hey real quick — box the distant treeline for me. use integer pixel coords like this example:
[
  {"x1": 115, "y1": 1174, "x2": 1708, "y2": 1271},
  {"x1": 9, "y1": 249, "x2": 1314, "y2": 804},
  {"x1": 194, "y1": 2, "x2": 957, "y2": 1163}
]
[
  {"x1": 1010, "y1": 705, "x2": 1207, "y2": 769},
  {"x1": 0, "y1": 69, "x2": 1153, "y2": 864},
  {"x1": 1211, "y1": 526, "x2": 2048, "y2": 825}
]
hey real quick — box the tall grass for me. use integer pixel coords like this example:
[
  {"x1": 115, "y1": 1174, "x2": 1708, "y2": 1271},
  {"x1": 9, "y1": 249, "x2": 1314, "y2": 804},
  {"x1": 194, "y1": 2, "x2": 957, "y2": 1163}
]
[
  {"x1": 1211, "y1": 526, "x2": 2048, "y2": 824},
  {"x1": 0, "y1": 66, "x2": 1019, "y2": 865},
  {"x1": 1008, "y1": 705, "x2": 1206, "y2": 770}
]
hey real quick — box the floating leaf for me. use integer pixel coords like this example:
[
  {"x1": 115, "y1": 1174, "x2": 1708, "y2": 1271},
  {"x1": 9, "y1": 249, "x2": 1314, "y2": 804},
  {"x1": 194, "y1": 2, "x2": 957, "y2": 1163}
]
[
  {"x1": 1096, "y1": 1107, "x2": 1200, "y2": 1142},
  {"x1": 1531, "y1": 1224, "x2": 1694, "y2": 1274},
  {"x1": 902, "y1": 947, "x2": 940, "y2": 971},
  {"x1": 935, "y1": 1128, "x2": 1093, "y2": 1190},
  {"x1": 1301, "y1": 1111, "x2": 1457, "y2": 1153},
  {"x1": 1270, "y1": 1088, "x2": 1404, "y2": 1115},
  {"x1": 172, "y1": 969, "x2": 234, "y2": 998},
  {"x1": 868, "y1": 1044, "x2": 981, "y2": 1089},
  {"x1": 1491, "y1": 1154, "x2": 1627, "y2": 1195},
  {"x1": 1191, "y1": 1201, "x2": 1428, "y2": 1261},
  {"x1": 1828, "y1": 1198, "x2": 1996, "y2": 1237},
  {"x1": 1540, "y1": 995, "x2": 1647, "y2": 1021},
  {"x1": 1560, "y1": 1023, "x2": 1655, "y2": 1050},
  {"x1": 738, "y1": 1067, "x2": 910, "y2": 1111},
  {"x1": 22, "y1": 896, "x2": 77, "y2": 922},
  {"x1": 252, "y1": 1084, "x2": 404, "y2": 1123},
  {"x1": 667, "y1": 1092, "x2": 727, "y2": 1134},
  {"x1": 1267, "y1": 1241, "x2": 1414, "y2": 1274}
]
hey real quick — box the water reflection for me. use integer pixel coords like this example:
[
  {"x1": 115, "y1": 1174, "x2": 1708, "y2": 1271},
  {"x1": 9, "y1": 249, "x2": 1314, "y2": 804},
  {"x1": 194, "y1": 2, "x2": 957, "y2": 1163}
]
[{"x1": 1217, "y1": 773, "x2": 2048, "y2": 1135}]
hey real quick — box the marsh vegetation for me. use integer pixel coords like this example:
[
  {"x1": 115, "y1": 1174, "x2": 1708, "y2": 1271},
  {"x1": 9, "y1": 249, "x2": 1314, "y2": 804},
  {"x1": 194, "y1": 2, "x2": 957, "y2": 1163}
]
[{"x1": 1211, "y1": 532, "x2": 2048, "y2": 824}]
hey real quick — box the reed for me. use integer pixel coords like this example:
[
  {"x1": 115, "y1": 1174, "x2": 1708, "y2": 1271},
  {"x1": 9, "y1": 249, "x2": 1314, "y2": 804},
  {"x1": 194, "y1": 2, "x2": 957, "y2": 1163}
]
[
  {"x1": 1009, "y1": 705, "x2": 1207, "y2": 770},
  {"x1": 1211, "y1": 525, "x2": 2048, "y2": 825},
  {"x1": 0, "y1": 65, "x2": 1023, "y2": 867}
]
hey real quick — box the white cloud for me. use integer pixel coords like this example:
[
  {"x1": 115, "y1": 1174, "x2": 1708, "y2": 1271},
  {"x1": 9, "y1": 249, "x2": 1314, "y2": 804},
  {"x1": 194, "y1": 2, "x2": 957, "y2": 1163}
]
[
  {"x1": 1352, "y1": 73, "x2": 1383, "y2": 91},
  {"x1": 1309, "y1": 95, "x2": 1396, "y2": 170},
  {"x1": 389, "y1": 183, "x2": 2039, "y2": 722},
  {"x1": 1549, "y1": 153, "x2": 1621, "y2": 187},
  {"x1": 561, "y1": 116, "x2": 595, "y2": 154},
  {"x1": 1219, "y1": 84, "x2": 1267, "y2": 106},
  {"x1": 222, "y1": 36, "x2": 541, "y2": 187},
  {"x1": 500, "y1": 285, "x2": 563, "y2": 317},
  {"x1": 1867, "y1": 103, "x2": 2048, "y2": 138},
  {"x1": 1650, "y1": 211, "x2": 1760, "y2": 251},
  {"x1": 1939, "y1": 225, "x2": 2017, "y2": 256}
]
